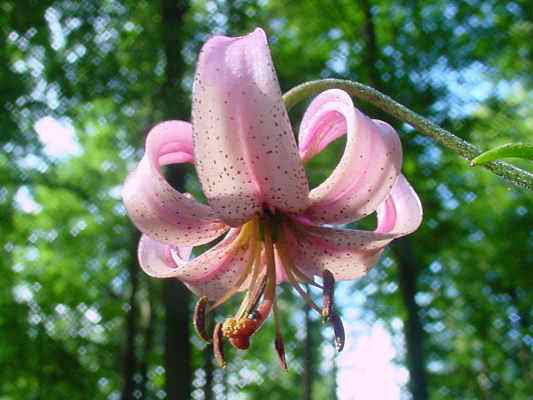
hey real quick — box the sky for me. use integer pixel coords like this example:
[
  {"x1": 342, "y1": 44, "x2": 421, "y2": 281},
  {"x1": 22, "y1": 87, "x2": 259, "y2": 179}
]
[{"x1": 336, "y1": 283, "x2": 405, "y2": 400}]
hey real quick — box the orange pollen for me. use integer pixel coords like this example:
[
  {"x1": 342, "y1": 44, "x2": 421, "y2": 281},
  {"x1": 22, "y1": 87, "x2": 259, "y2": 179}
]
[{"x1": 221, "y1": 317, "x2": 258, "y2": 338}]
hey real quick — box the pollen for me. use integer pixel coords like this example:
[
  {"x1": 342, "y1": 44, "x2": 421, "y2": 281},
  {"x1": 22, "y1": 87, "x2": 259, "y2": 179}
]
[{"x1": 221, "y1": 317, "x2": 257, "y2": 338}]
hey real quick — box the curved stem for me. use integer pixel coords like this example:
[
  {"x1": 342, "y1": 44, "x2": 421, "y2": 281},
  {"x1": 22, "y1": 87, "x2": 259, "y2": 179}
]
[{"x1": 283, "y1": 79, "x2": 533, "y2": 191}]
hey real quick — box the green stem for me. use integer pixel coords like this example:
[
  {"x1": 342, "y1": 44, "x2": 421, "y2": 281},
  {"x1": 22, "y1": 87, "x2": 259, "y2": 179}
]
[{"x1": 283, "y1": 79, "x2": 533, "y2": 191}]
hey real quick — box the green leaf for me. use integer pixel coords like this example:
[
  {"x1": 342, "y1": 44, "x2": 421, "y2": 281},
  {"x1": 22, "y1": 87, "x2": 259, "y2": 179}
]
[{"x1": 470, "y1": 143, "x2": 533, "y2": 166}]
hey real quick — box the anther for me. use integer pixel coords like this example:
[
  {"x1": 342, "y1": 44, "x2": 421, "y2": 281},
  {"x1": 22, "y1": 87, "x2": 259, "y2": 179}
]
[
  {"x1": 193, "y1": 296, "x2": 211, "y2": 343},
  {"x1": 322, "y1": 269, "x2": 335, "y2": 322},
  {"x1": 222, "y1": 317, "x2": 259, "y2": 350},
  {"x1": 213, "y1": 323, "x2": 226, "y2": 368},
  {"x1": 331, "y1": 313, "x2": 345, "y2": 352},
  {"x1": 274, "y1": 333, "x2": 288, "y2": 371}
]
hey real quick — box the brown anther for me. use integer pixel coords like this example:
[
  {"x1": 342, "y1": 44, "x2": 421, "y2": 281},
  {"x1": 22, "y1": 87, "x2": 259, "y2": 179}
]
[
  {"x1": 213, "y1": 323, "x2": 226, "y2": 368},
  {"x1": 322, "y1": 269, "x2": 335, "y2": 322},
  {"x1": 193, "y1": 296, "x2": 211, "y2": 343},
  {"x1": 274, "y1": 333, "x2": 288, "y2": 371},
  {"x1": 330, "y1": 313, "x2": 345, "y2": 352}
]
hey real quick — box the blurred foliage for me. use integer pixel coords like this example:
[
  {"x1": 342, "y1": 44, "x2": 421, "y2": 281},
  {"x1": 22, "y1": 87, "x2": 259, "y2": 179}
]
[{"x1": 1, "y1": 0, "x2": 531, "y2": 399}]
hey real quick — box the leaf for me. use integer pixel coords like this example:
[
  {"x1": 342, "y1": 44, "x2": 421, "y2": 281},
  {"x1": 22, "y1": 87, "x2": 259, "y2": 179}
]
[{"x1": 470, "y1": 143, "x2": 533, "y2": 166}]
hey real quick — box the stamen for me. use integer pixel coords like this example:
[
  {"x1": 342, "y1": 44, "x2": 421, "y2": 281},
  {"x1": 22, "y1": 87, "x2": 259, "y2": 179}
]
[
  {"x1": 211, "y1": 226, "x2": 259, "y2": 310},
  {"x1": 279, "y1": 224, "x2": 322, "y2": 288},
  {"x1": 322, "y1": 269, "x2": 335, "y2": 322},
  {"x1": 276, "y1": 240, "x2": 323, "y2": 315},
  {"x1": 222, "y1": 317, "x2": 258, "y2": 350},
  {"x1": 238, "y1": 271, "x2": 267, "y2": 320},
  {"x1": 263, "y1": 223, "x2": 277, "y2": 301},
  {"x1": 275, "y1": 333, "x2": 288, "y2": 371},
  {"x1": 233, "y1": 217, "x2": 257, "y2": 247},
  {"x1": 225, "y1": 223, "x2": 276, "y2": 342},
  {"x1": 320, "y1": 269, "x2": 345, "y2": 352},
  {"x1": 330, "y1": 313, "x2": 345, "y2": 352},
  {"x1": 235, "y1": 244, "x2": 264, "y2": 319},
  {"x1": 193, "y1": 296, "x2": 211, "y2": 343},
  {"x1": 272, "y1": 295, "x2": 288, "y2": 371},
  {"x1": 265, "y1": 220, "x2": 291, "y2": 371},
  {"x1": 290, "y1": 264, "x2": 324, "y2": 289},
  {"x1": 213, "y1": 322, "x2": 226, "y2": 368},
  {"x1": 220, "y1": 241, "x2": 270, "y2": 350},
  {"x1": 222, "y1": 290, "x2": 273, "y2": 350}
]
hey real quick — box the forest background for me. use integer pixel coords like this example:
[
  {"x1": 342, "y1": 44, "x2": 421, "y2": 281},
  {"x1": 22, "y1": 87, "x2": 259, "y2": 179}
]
[{"x1": 1, "y1": 0, "x2": 531, "y2": 399}]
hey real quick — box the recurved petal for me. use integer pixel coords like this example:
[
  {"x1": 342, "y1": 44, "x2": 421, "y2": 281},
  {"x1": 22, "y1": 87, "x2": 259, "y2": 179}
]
[
  {"x1": 192, "y1": 28, "x2": 308, "y2": 225},
  {"x1": 282, "y1": 222, "x2": 382, "y2": 282},
  {"x1": 137, "y1": 234, "x2": 191, "y2": 278},
  {"x1": 138, "y1": 229, "x2": 254, "y2": 303},
  {"x1": 284, "y1": 175, "x2": 422, "y2": 281},
  {"x1": 179, "y1": 230, "x2": 256, "y2": 302},
  {"x1": 298, "y1": 89, "x2": 348, "y2": 161},
  {"x1": 298, "y1": 90, "x2": 402, "y2": 225},
  {"x1": 122, "y1": 121, "x2": 229, "y2": 247},
  {"x1": 375, "y1": 174, "x2": 423, "y2": 235}
]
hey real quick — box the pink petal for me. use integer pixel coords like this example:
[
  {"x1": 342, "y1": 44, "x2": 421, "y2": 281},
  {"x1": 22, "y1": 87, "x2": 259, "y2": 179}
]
[
  {"x1": 284, "y1": 175, "x2": 422, "y2": 281},
  {"x1": 192, "y1": 28, "x2": 308, "y2": 225},
  {"x1": 298, "y1": 90, "x2": 402, "y2": 225},
  {"x1": 138, "y1": 229, "x2": 254, "y2": 302},
  {"x1": 298, "y1": 91, "x2": 347, "y2": 162},
  {"x1": 137, "y1": 234, "x2": 191, "y2": 278},
  {"x1": 375, "y1": 174, "x2": 423, "y2": 235},
  {"x1": 122, "y1": 121, "x2": 229, "y2": 247},
  {"x1": 180, "y1": 230, "x2": 255, "y2": 301},
  {"x1": 285, "y1": 225, "x2": 383, "y2": 282}
]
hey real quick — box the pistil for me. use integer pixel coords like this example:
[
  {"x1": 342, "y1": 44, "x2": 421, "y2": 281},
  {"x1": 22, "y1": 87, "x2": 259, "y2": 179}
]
[{"x1": 264, "y1": 222, "x2": 288, "y2": 370}]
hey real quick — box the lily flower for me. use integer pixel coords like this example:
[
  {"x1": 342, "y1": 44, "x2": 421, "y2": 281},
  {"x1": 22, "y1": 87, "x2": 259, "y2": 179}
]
[{"x1": 122, "y1": 28, "x2": 422, "y2": 368}]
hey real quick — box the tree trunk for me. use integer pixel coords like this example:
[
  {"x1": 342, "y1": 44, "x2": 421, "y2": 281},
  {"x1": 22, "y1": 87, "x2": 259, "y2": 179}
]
[
  {"x1": 163, "y1": 280, "x2": 191, "y2": 399},
  {"x1": 121, "y1": 230, "x2": 140, "y2": 400},
  {"x1": 159, "y1": 0, "x2": 192, "y2": 399},
  {"x1": 203, "y1": 312, "x2": 214, "y2": 400},
  {"x1": 303, "y1": 289, "x2": 314, "y2": 400},
  {"x1": 393, "y1": 239, "x2": 429, "y2": 400},
  {"x1": 139, "y1": 279, "x2": 155, "y2": 399},
  {"x1": 203, "y1": 346, "x2": 214, "y2": 400},
  {"x1": 359, "y1": 0, "x2": 381, "y2": 90}
]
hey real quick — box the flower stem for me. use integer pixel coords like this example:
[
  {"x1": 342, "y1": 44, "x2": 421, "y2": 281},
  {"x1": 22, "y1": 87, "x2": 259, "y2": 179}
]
[{"x1": 283, "y1": 79, "x2": 533, "y2": 191}]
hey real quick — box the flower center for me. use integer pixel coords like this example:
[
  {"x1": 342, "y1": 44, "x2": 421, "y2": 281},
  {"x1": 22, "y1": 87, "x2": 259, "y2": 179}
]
[{"x1": 192, "y1": 213, "x2": 345, "y2": 369}]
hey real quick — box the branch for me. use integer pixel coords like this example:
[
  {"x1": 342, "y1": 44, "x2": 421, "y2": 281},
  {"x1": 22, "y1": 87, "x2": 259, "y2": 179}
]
[{"x1": 283, "y1": 79, "x2": 533, "y2": 191}]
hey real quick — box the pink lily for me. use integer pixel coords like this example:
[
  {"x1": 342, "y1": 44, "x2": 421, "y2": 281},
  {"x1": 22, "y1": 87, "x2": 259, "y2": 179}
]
[{"x1": 122, "y1": 28, "x2": 422, "y2": 368}]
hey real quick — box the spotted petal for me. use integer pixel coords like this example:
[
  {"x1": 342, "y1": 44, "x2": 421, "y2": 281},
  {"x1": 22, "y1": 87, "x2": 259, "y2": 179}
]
[
  {"x1": 122, "y1": 121, "x2": 228, "y2": 247},
  {"x1": 299, "y1": 89, "x2": 402, "y2": 225},
  {"x1": 286, "y1": 175, "x2": 422, "y2": 281},
  {"x1": 192, "y1": 28, "x2": 309, "y2": 225},
  {"x1": 138, "y1": 229, "x2": 254, "y2": 302}
]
